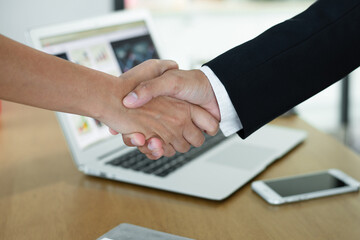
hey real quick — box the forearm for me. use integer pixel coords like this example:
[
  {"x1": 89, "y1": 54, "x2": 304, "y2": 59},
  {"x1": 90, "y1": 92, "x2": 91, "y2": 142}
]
[{"x1": 0, "y1": 35, "x2": 121, "y2": 120}]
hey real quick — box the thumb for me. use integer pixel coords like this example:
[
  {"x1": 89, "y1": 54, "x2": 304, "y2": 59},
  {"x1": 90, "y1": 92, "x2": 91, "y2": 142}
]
[{"x1": 123, "y1": 74, "x2": 179, "y2": 108}]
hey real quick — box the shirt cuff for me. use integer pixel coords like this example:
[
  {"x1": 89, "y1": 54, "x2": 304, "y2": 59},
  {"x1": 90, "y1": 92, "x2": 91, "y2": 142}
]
[{"x1": 200, "y1": 66, "x2": 243, "y2": 136}]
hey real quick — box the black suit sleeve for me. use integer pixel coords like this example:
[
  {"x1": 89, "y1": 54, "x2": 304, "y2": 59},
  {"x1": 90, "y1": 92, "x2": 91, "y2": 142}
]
[{"x1": 205, "y1": 0, "x2": 360, "y2": 138}]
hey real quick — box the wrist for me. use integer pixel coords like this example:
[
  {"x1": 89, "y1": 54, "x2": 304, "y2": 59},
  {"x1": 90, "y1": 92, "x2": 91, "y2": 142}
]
[{"x1": 90, "y1": 74, "x2": 127, "y2": 126}]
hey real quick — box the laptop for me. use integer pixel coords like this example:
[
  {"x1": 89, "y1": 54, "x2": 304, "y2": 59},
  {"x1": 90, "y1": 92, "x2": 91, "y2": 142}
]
[{"x1": 27, "y1": 10, "x2": 307, "y2": 200}]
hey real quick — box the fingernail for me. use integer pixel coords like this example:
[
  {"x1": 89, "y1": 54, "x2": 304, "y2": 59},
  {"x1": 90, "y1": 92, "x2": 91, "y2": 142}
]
[
  {"x1": 123, "y1": 92, "x2": 138, "y2": 105},
  {"x1": 130, "y1": 138, "x2": 138, "y2": 146},
  {"x1": 148, "y1": 141, "x2": 156, "y2": 151}
]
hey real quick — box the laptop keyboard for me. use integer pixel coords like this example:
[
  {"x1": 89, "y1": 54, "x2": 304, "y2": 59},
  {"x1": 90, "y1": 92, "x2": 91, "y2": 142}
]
[{"x1": 106, "y1": 132, "x2": 226, "y2": 177}]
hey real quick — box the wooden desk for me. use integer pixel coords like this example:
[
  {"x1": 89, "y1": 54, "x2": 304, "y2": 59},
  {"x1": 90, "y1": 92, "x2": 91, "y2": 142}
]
[{"x1": 1, "y1": 101, "x2": 359, "y2": 240}]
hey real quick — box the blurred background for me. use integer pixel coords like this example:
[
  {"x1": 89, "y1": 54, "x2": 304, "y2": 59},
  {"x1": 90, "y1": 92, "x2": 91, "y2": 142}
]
[{"x1": 1, "y1": 0, "x2": 360, "y2": 153}]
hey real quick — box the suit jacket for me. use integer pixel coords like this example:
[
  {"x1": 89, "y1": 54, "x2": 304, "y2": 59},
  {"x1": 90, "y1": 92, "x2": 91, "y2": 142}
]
[{"x1": 205, "y1": 0, "x2": 360, "y2": 138}]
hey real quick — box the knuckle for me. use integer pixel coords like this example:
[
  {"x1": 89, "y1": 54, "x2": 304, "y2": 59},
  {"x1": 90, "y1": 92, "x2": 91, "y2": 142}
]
[
  {"x1": 144, "y1": 59, "x2": 160, "y2": 73},
  {"x1": 138, "y1": 81, "x2": 152, "y2": 95},
  {"x1": 171, "y1": 60, "x2": 179, "y2": 69},
  {"x1": 163, "y1": 109, "x2": 185, "y2": 127},
  {"x1": 171, "y1": 74, "x2": 183, "y2": 93},
  {"x1": 162, "y1": 71, "x2": 181, "y2": 94},
  {"x1": 170, "y1": 115, "x2": 183, "y2": 127},
  {"x1": 138, "y1": 81, "x2": 148, "y2": 90},
  {"x1": 149, "y1": 59, "x2": 162, "y2": 74},
  {"x1": 146, "y1": 59, "x2": 158, "y2": 66},
  {"x1": 142, "y1": 59, "x2": 151, "y2": 68}
]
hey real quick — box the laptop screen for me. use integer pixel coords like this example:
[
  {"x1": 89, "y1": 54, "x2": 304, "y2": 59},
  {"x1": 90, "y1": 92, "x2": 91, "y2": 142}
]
[{"x1": 39, "y1": 20, "x2": 159, "y2": 149}]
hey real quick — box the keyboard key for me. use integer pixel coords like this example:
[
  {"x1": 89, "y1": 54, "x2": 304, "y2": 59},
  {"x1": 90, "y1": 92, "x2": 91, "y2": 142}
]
[{"x1": 106, "y1": 132, "x2": 226, "y2": 177}]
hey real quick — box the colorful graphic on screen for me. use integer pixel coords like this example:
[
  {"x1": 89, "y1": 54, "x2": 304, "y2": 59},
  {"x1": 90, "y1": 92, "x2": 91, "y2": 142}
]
[
  {"x1": 73, "y1": 116, "x2": 91, "y2": 135},
  {"x1": 111, "y1": 34, "x2": 159, "y2": 72},
  {"x1": 68, "y1": 48, "x2": 92, "y2": 67},
  {"x1": 89, "y1": 44, "x2": 113, "y2": 66}
]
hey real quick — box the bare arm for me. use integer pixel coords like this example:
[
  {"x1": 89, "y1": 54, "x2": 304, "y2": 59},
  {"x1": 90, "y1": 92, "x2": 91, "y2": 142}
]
[
  {"x1": 0, "y1": 35, "x2": 218, "y2": 159},
  {"x1": 0, "y1": 34, "x2": 116, "y2": 119}
]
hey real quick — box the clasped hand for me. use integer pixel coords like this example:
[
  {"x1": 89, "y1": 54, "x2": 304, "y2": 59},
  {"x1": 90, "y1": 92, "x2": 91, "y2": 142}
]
[{"x1": 103, "y1": 59, "x2": 220, "y2": 160}]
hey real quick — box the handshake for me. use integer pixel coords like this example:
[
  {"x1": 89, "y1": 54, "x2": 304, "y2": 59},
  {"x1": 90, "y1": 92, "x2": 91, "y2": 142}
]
[
  {"x1": 1, "y1": 34, "x2": 224, "y2": 159},
  {"x1": 100, "y1": 59, "x2": 221, "y2": 160}
]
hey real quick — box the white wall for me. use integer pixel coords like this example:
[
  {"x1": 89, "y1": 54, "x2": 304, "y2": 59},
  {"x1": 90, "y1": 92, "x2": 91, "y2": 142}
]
[{"x1": 0, "y1": 0, "x2": 113, "y2": 44}]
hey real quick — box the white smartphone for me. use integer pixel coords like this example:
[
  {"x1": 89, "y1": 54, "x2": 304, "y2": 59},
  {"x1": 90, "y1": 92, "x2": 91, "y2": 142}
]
[{"x1": 251, "y1": 169, "x2": 360, "y2": 205}]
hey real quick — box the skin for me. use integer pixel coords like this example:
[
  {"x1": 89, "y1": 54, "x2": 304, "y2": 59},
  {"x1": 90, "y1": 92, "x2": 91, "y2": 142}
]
[
  {"x1": 0, "y1": 35, "x2": 219, "y2": 159},
  {"x1": 121, "y1": 68, "x2": 221, "y2": 158},
  {"x1": 123, "y1": 69, "x2": 220, "y2": 121}
]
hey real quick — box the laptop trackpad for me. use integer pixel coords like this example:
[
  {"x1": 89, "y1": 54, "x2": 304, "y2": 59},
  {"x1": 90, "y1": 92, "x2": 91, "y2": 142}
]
[{"x1": 207, "y1": 143, "x2": 277, "y2": 170}]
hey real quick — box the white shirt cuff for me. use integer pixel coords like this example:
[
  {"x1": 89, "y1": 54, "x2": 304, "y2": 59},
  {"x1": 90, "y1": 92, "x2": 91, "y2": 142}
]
[{"x1": 200, "y1": 66, "x2": 243, "y2": 136}]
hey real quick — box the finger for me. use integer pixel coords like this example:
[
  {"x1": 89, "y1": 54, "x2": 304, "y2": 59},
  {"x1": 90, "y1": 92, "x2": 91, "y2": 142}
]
[
  {"x1": 137, "y1": 138, "x2": 165, "y2": 160},
  {"x1": 160, "y1": 123, "x2": 191, "y2": 154},
  {"x1": 190, "y1": 105, "x2": 219, "y2": 136},
  {"x1": 123, "y1": 72, "x2": 180, "y2": 108},
  {"x1": 137, "y1": 146, "x2": 159, "y2": 160},
  {"x1": 122, "y1": 133, "x2": 146, "y2": 147},
  {"x1": 183, "y1": 124, "x2": 205, "y2": 148},
  {"x1": 163, "y1": 144, "x2": 176, "y2": 157},
  {"x1": 147, "y1": 138, "x2": 176, "y2": 158},
  {"x1": 147, "y1": 137, "x2": 165, "y2": 159},
  {"x1": 109, "y1": 128, "x2": 119, "y2": 135},
  {"x1": 171, "y1": 137, "x2": 191, "y2": 153},
  {"x1": 136, "y1": 145, "x2": 159, "y2": 160},
  {"x1": 137, "y1": 145, "x2": 152, "y2": 155},
  {"x1": 147, "y1": 137, "x2": 163, "y2": 151},
  {"x1": 139, "y1": 139, "x2": 175, "y2": 158},
  {"x1": 122, "y1": 59, "x2": 178, "y2": 86},
  {"x1": 145, "y1": 154, "x2": 157, "y2": 160}
]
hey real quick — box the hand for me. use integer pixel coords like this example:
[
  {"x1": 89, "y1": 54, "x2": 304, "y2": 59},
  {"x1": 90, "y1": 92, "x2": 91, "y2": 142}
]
[
  {"x1": 0, "y1": 35, "x2": 217, "y2": 158},
  {"x1": 107, "y1": 59, "x2": 179, "y2": 148},
  {"x1": 121, "y1": 69, "x2": 221, "y2": 156},
  {"x1": 100, "y1": 60, "x2": 219, "y2": 159},
  {"x1": 123, "y1": 69, "x2": 220, "y2": 120},
  {"x1": 122, "y1": 96, "x2": 218, "y2": 159}
]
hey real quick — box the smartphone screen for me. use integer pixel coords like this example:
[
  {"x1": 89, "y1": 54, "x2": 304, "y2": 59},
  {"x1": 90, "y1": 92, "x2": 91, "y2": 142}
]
[{"x1": 264, "y1": 172, "x2": 348, "y2": 197}]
